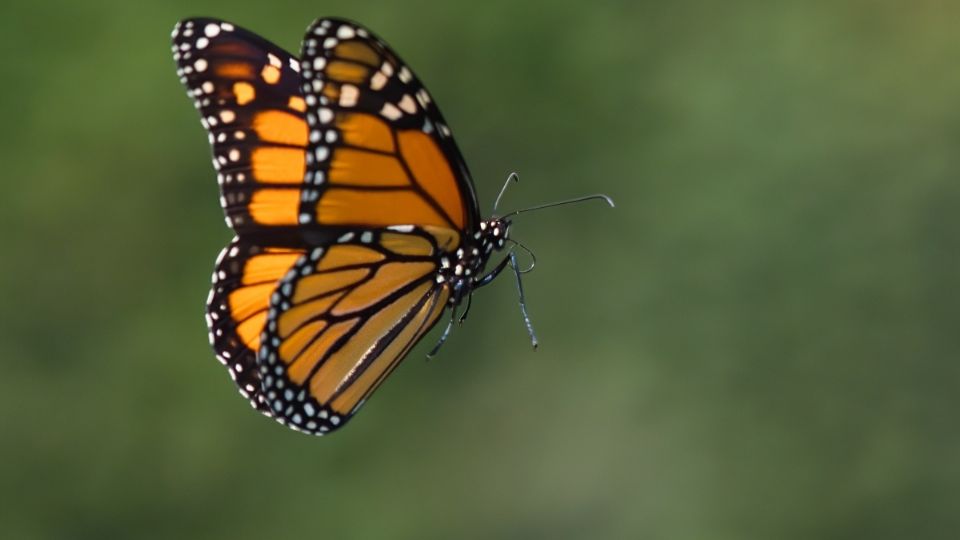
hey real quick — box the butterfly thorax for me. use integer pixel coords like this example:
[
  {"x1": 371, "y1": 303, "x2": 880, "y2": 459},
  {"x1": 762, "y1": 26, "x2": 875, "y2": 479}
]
[{"x1": 437, "y1": 218, "x2": 509, "y2": 304}]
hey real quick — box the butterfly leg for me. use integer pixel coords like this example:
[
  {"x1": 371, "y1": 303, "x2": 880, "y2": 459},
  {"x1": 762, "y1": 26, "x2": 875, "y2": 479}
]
[
  {"x1": 509, "y1": 252, "x2": 539, "y2": 349},
  {"x1": 473, "y1": 241, "x2": 534, "y2": 289},
  {"x1": 474, "y1": 254, "x2": 512, "y2": 288},
  {"x1": 457, "y1": 292, "x2": 473, "y2": 325},
  {"x1": 427, "y1": 283, "x2": 464, "y2": 359}
]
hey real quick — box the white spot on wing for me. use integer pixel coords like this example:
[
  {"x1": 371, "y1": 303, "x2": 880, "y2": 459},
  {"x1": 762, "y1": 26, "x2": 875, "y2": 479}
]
[
  {"x1": 370, "y1": 71, "x2": 387, "y2": 90},
  {"x1": 340, "y1": 85, "x2": 359, "y2": 107},
  {"x1": 398, "y1": 94, "x2": 417, "y2": 114},
  {"x1": 380, "y1": 103, "x2": 402, "y2": 120}
]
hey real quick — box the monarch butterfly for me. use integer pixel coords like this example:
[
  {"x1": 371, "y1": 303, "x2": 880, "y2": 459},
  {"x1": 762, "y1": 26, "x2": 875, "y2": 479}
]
[{"x1": 172, "y1": 17, "x2": 612, "y2": 435}]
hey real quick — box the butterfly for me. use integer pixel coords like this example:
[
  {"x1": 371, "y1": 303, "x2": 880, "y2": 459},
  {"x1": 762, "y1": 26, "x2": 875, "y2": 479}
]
[{"x1": 171, "y1": 17, "x2": 612, "y2": 435}]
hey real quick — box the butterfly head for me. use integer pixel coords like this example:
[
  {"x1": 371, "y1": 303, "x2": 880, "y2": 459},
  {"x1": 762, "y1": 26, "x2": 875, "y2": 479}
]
[
  {"x1": 437, "y1": 217, "x2": 510, "y2": 297},
  {"x1": 477, "y1": 217, "x2": 510, "y2": 254}
]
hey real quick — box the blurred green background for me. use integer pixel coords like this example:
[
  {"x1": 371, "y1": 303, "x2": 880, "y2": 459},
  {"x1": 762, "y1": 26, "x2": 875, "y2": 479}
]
[{"x1": 2, "y1": 0, "x2": 959, "y2": 538}]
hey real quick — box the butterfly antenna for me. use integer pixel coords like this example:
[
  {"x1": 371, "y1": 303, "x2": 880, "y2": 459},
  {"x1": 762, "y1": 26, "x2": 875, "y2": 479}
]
[
  {"x1": 500, "y1": 194, "x2": 615, "y2": 220},
  {"x1": 492, "y1": 172, "x2": 520, "y2": 214}
]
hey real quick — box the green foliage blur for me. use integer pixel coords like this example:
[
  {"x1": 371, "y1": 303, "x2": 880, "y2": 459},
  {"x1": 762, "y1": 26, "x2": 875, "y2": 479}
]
[{"x1": 2, "y1": 0, "x2": 958, "y2": 538}]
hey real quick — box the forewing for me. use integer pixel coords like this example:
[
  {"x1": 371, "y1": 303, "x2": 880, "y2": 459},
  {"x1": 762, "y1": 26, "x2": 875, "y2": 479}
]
[
  {"x1": 294, "y1": 17, "x2": 480, "y2": 233},
  {"x1": 172, "y1": 18, "x2": 309, "y2": 233}
]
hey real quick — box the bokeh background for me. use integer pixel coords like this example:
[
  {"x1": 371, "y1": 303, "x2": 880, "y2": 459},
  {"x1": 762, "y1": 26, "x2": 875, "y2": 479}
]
[{"x1": 2, "y1": 0, "x2": 959, "y2": 538}]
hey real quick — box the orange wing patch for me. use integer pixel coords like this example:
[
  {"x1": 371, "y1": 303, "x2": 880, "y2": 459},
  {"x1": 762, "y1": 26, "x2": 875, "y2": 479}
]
[
  {"x1": 233, "y1": 82, "x2": 256, "y2": 105},
  {"x1": 316, "y1": 189, "x2": 447, "y2": 227},
  {"x1": 250, "y1": 147, "x2": 306, "y2": 184},
  {"x1": 279, "y1": 320, "x2": 329, "y2": 371},
  {"x1": 229, "y1": 282, "x2": 277, "y2": 322},
  {"x1": 278, "y1": 293, "x2": 345, "y2": 339},
  {"x1": 326, "y1": 60, "x2": 373, "y2": 84},
  {"x1": 261, "y1": 64, "x2": 281, "y2": 84},
  {"x1": 334, "y1": 41, "x2": 380, "y2": 67},
  {"x1": 338, "y1": 113, "x2": 395, "y2": 153},
  {"x1": 215, "y1": 62, "x2": 257, "y2": 80},
  {"x1": 397, "y1": 130, "x2": 464, "y2": 229},
  {"x1": 332, "y1": 262, "x2": 436, "y2": 315},
  {"x1": 248, "y1": 188, "x2": 300, "y2": 225},
  {"x1": 380, "y1": 232, "x2": 435, "y2": 255},
  {"x1": 253, "y1": 111, "x2": 308, "y2": 146},
  {"x1": 328, "y1": 148, "x2": 409, "y2": 186},
  {"x1": 292, "y1": 268, "x2": 370, "y2": 303},
  {"x1": 317, "y1": 245, "x2": 386, "y2": 270},
  {"x1": 287, "y1": 96, "x2": 307, "y2": 112},
  {"x1": 235, "y1": 312, "x2": 269, "y2": 351},
  {"x1": 242, "y1": 251, "x2": 302, "y2": 284},
  {"x1": 287, "y1": 319, "x2": 357, "y2": 385}
]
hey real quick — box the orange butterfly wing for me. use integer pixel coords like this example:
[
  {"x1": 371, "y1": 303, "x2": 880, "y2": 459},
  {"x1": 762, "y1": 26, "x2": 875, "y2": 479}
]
[
  {"x1": 172, "y1": 18, "x2": 309, "y2": 233},
  {"x1": 295, "y1": 18, "x2": 480, "y2": 234},
  {"x1": 257, "y1": 228, "x2": 450, "y2": 433}
]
